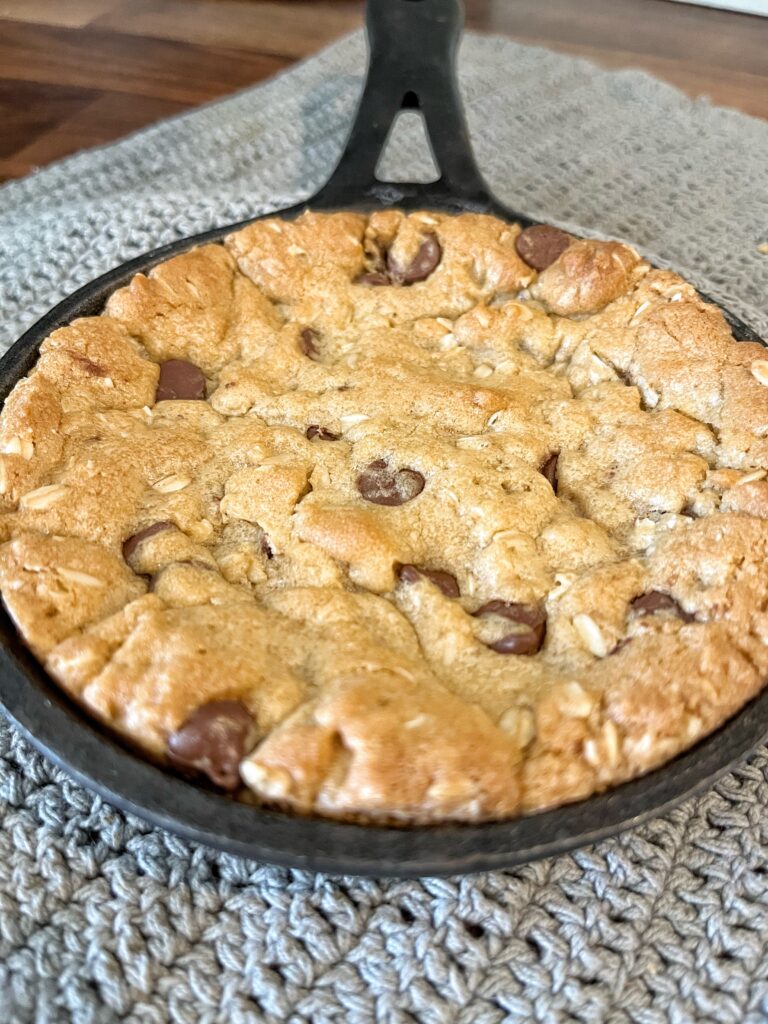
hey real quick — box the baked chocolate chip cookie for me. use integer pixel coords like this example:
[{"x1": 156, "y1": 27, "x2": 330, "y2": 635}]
[{"x1": 1, "y1": 209, "x2": 766, "y2": 823}]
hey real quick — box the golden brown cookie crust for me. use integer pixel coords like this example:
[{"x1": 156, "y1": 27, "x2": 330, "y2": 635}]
[{"x1": 0, "y1": 210, "x2": 766, "y2": 824}]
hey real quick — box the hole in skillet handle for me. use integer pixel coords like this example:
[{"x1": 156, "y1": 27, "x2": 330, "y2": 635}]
[{"x1": 375, "y1": 107, "x2": 440, "y2": 185}]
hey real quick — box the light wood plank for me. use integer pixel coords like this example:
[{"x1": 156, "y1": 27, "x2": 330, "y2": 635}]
[{"x1": 0, "y1": 0, "x2": 119, "y2": 30}]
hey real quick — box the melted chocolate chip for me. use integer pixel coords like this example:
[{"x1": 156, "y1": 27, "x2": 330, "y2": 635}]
[
  {"x1": 487, "y1": 629, "x2": 545, "y2": 656},
  {"x1": 388, "y1": 233, "x2": 443, "y2": 285},
  {"x1": 156, "y1": 359, "x2": 206, "y2": 402},
  {"x1": 167, "y1": 700, "x2": 254, "y2": 790},
  {"x1": 397, "y1": 564, "x2": 422, "y2": 585},
  {"x1": 421, "y1": 569, "x2": 460, "y2": 599},
  {"x1": 356, "y1": 460, "x2": 425, "y2": 506},
  {"x1": 473, "y1": 600, "x2": 547, "y2": 656},
  {"x1": 299, "y1": 328, "x2": 319, "y2": 358},
  {"x1": 306, "y1": 425, "x2": 340, "y2": 441},
  {"x1": 475, "y1": 600, "x2": 544, "y2": 627},
  {"x1": 540, "y1": 452, "x2": 559, "y2": 493},
  {"x1": 122, "y1": 521, "x2": 173, "y2": 562},
  {"x1": 398, "y1": 564, "x2": 460, "y2": 598},
  {"x1": 631, "y1": 591, "x2": 695, "y2": 623},
  {"x1": 260, "y1": 536, "x2": 274, "y2": 560},
  {"x1": 515, "y1": 224, "x2": 571, "y2": 271},
  {"x1": 354, "y1": 272, "x2": 390, "y2": 286}
]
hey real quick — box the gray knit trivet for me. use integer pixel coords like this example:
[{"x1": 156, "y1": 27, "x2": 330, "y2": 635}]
[{"x1": 1, "y1": 32, "x2": 767, "y2": 1024}]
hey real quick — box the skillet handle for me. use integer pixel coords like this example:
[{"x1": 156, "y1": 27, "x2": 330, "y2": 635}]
[{"x1": 310, "y1": 0, "x2": 492, "y2": 210}]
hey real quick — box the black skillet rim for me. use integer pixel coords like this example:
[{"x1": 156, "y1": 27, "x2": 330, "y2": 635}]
[{"x1": 1, "y1": 0, "x2": 766, "y2": 877}]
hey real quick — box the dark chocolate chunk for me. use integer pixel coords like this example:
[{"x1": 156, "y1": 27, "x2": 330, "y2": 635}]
[
  {"x1": 122, "y1": 521, "x2": 173, "y2": 562},
  {"x1": 515, "y1": 224, "x2": 571, "y2": 271},
  {"x1": 398, "y1": 564, "x2": 422, "y2": 585},
  {"x1": 630, "y1": 591, "x2": 695, "y2": 623},
  {"x1": 167, "y1": 700, "x2": 254, "y2": 790},
  {"x1": 486, "y1": 628, "x2": 545, "y2": 656},
  {"x1": 397, "y1": 564, "x2": 460, "y2": 598},
  {"x1": 473, "y1": 600, "x2": 547, "y2": 656},
  {"x1": 155, "y1": 359, "x2": 206, "y2": 402},
  {"x1": 388, "y1": 233, "x2": 442, "y2": 285},
  {"x1": 474, "y1": 600, "x2": 544, "y2": 627},
  {"x1": 306, "y1": 425, "x2": 340, "y2": 441},
  {"x1": 356, "y1": 460, "x2": 425, "y2": 506},
  {"x1": 540, "y1": 452, "x2": 559, "y2": 492},
  {"x1": 299, "y1": 328, "x2": 319, "y2": 358}
]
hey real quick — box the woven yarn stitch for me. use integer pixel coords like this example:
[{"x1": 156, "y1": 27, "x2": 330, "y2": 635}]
[{"x1": 1, "y1": 31, "x2": 767, "y2": 1024}]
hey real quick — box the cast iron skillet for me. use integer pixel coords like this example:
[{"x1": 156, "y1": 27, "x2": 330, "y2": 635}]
[{"x1": 0, "y1": 0, "x2": 766, "y2": 878}]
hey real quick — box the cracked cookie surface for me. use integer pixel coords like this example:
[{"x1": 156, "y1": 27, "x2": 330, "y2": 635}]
[{"x1": 0, "y1": 210, "x2": 766, "y2": 823}]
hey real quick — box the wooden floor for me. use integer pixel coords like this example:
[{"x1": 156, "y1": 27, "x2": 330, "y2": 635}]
[{"x1": 1, "y1": 0, "x2": 767, "y2": 182}]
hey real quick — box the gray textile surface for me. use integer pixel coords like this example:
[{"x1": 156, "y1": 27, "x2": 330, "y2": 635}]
[{"x1": 1, "y1": 29, "x2": 768, "y2": 1024}]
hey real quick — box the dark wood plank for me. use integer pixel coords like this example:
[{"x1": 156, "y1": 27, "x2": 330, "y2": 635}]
[
  {"x1": 0, "y1": 79, "x2": 97, "y2": 160},
  {"x1": 1, "y1": 91, "x2": 189, "y2": 180},
  {"x1": 1, "y1": 0, "x2": 766, "y2": 182},
  {"x1": 96, "y1": 0, "x2": 363, "y2": 59},
  {"x1": 90, "y1": 0, "x2": 768, "y2": 117},
  {"x1": 0, "y1": 20, "x2": 290, "y2": 104},
  {"x1": 95, "y1": 0, "x2": 768, "y2": 82}
]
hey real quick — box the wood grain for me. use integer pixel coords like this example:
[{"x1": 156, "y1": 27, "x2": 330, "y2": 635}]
[
  {"x1": 1, "y1": 0, "x2": 766, "y2": 182},
  {"x1": 0, "y1": 0, "x2": 118, "y2": 29},
  {"x1": 96, "y1": 0, "x2": 363, "y2": 59},
  {"x1": 468, "y1": 0, "x2": 768, "y2": 77},
  {"x1": 1, "y1": 93, "x2": 189, "y2": 181},
  {"x1": 0, "y1": 22, "x2": 289, "y2": 104},
  {"x1": 0, "y1": 80, "x2": 97, "y2": 161}
]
